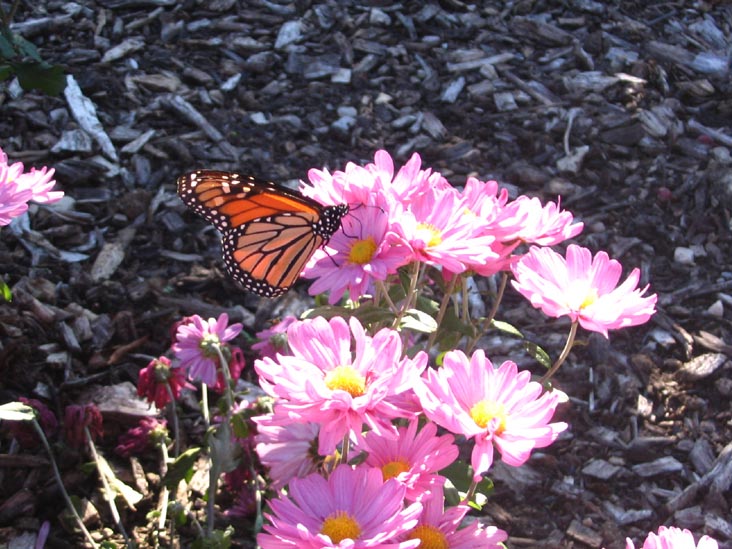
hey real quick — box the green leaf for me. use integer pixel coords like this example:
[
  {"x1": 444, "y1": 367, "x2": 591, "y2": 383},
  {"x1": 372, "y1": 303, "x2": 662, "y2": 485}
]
[
  {"x1": 0, "y1": 34, "x2": 15, "y2": 59},
  {"x1": 163, "y1": 447, "x2": 201, "y2": 489},
  {"x1": 0, "y1": 278, "x2": 12, "y2": 302},
  {"x1": 0, "y1": 64, "x2": 12, "y2": 82},
  {"x1": 231, "y1": 412, "x2": 249, "y2": 439},
  {"x1": 192, "y1": 526, "x2": 233, "y2": 549},
  {"x1": 13, "y1": 61, "x2": 66, "y2": 96},
  {"x1": 490, "y1": 319, "x2": 523, "y2": 338},
  {"x1": 13, "y1": 35, "x2": 41, "y2": 62},
  {"x1": 0, "y1": 401, "x2": 35, "y2": 422},
  {"x1": 399, "y1": 309, "x2": 437, "y2": 333},
  {"x1": 524, "y1": 340, "x2": 552, "y2": 370}
]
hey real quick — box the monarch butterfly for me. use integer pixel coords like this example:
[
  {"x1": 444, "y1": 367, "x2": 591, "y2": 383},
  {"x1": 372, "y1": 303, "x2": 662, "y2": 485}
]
[{"x1": 177, "y1": 169, "x2": 349, "y2": 297}]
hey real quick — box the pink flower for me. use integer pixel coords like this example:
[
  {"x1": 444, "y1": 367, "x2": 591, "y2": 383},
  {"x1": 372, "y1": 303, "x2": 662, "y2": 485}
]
[
  {"x1": 355, "y1": 419, "x2": 458, "y2": 501},
  {"x1": 254, "y1": 316, "x2": 427, "y2": 455},
  {"x1": 115, "y1": 417, "x2": 168, "y2": 458},
  {"x1": 251, "y1": 316, "x2": 298, "y2": 359},
  {"x1": 491, "y1": 195, "x2": 583, "y2": 246},
  {"x1": 390, "y1": 185, "x2": 499, "y2": 274},
  {"x1": 137, "y1": 356, "x2": 192, "y2": 408},
  {"x1": 172, "y1": 313, "x2": 243, "y2": 386},
  {"x1": 253, "y1": 409, "x2": 321, "y2": 490},
  {"x1": 303, "y1": 205, "x2": 409, "y2": 303},
  {"x1": 0, "y1": 147, "x2": 62, "y2": 226},
  {"x1": 257, "y1": 464, "x2": 422, "y2": 548},
  {"x1": 626, "y1": 526, "x2": 719, "y2": 549},
  {"x1": 403, "y1": 491, "x2": 507, "y2": 548},
  {"x1": 511, "y1": 244, "x2": 658, "y2": 337},
  {"x1": 414, "y1": 349, "x2": 567, "y2": 480},
  {"x1": 64, "y1": 404, "x2": 104, "y2": 450}
]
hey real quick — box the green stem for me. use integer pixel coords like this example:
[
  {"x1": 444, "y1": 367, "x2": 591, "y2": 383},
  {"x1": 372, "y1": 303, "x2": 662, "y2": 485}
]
[
  {"x1": 165, "y1": 383, "x2": 180, "y2": 458},
  {"x1": 463, "y1": 478, "x2": 479, "y2": 504},
  {"x1": 31, "y1": 420, "x2": 98, "y2": 548},
  {"x1": 340, "y1": 433, "x2": 351, "y2": 465},
  {"x1": 392, "y1": 261, "x2": 421, "y2": 330},
  {"x1": 539, "y1": 321, "x2": 579, "y2": 386},
  {"x1": 85, "y1": 427, "x2": 134, "y2": 548},
  {"x1": 466, "y1": 272, "x2": 509, "y2": 354},
  {"x1": 201, "y1": 383, "x2": 210, "y2": 428},
  {"x1": 425, "y1": 274, "x2": 459, "y2": 351}
]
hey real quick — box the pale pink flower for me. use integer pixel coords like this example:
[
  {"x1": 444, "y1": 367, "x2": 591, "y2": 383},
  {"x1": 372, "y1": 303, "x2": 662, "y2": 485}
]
[
  {"x1": 355, "y1": 419, "x2": 458, "y2": 502},
  {"x1": 258, "y1": 464, "x2": 422, "y2": 548},
  {"x1": 0, "y1": 147, "x2": 62, "y2": 226},
  {"x1": 414, "y1": 349, "x2": 567, "y2": 480},
  {"x1": 491, "y1": 195, "x2": 583, "y2": 246},
  {"x1": 402, "y1": 491, "x2": 507, "y2": 548},
  {"x1": 390, "y1": 185, "x2": 499, "y2": 274},
  {"x1": 253, "y1": 409, "x2": 321, "y2": 490},
  {"x1": 511, "y1": 244, "x2": 658, "y2": 337},
  {"x1": 251, "y1": 315, "x2": 298, "y2": 359},
  {"x1": 172, "y1": 313, "x2": 243, "y2": 386},
  {"x1": 254, "y1": 316, "x2": 427, "y2": 455},
  {"x1": 303, "y1": 205, "x2": 409, "y2": 303},
  {"x1": 626, "y1": 526, "x2": 719, "y2": 549}
]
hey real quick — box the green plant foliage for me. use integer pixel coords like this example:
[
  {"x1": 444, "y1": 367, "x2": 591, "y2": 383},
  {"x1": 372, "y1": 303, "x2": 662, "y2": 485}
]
[{"x1": 0, "y1": 21, "x2": 66, "y2": 95}]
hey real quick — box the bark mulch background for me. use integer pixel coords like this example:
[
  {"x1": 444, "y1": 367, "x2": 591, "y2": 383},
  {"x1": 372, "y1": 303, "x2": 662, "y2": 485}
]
[{"x1": 1, "y1": 1, "x2": 732, "y2": 548}]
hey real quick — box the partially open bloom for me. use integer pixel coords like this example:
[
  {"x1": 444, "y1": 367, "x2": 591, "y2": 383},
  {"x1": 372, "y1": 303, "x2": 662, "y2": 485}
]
[
  {"x1": 252, "y1": 316, "x2": 298, "y2": 359},
  {"x1": 209, "y1": 346, "x2": 245, "y2": 393},
  {"x1": 258, "y1": 464, "x2": 422, "y2": 548},
  {"x1": 355, "y1": 419, "x2": 458, "y2": 502},
  {"x1": 414, "y1": 349, "x2": 567, "y2": 480},
  {"x1": 626, "y1": 526, "x2": 719, "y2": 549},
  {"x1": 64, "y1": 404, "x2": 104, "y2": 450},
  {"x1": 403, "y1": 491, "x2": 507, "y2": 548},
  {"x1": 7, "y1": 397, "x2": 58, "y2": 448},
  {"x1": 172, "y1": 313, "x2": 243, "y2": 386},
  {"x1": 137, "y1": 356, "x2": 192, "y2": 408},
  {"x1": 255, "y1": 316, "x2": 427, "y2": 455},
  {"x1": 254, "y1": 409, "x2": 321, "y2": 490},
  {"x1": 492, "y1": 195, "x2": 583, "y2": 246},
  {"x1": 115, "y1": 417, "x2": 168, "y2": 458},
  {"x1": 0, "y1": 146, "x2": 62, "y2": 226},
  {"x1": 511, "y1": 244, "x2": 657, "y2": 337}
]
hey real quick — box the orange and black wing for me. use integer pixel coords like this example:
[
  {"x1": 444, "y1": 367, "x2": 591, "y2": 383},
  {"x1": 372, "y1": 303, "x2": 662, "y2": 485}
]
[{"x1": 176, "y1": 170, "x2": 348, "y2": 297}]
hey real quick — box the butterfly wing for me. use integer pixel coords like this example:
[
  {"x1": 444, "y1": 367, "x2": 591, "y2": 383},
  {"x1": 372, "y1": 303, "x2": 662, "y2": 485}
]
[{"x1": 176, "y1": 169, "x2": 348, "y2": 297}]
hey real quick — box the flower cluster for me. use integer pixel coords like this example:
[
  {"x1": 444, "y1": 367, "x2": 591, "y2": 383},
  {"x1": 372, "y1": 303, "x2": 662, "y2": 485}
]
[
  {"x1": 0, "y1": 146, "x2": 63, "y2": 226},
  {"x1": 301, "y1": 150, "x2": 583, "y2": 304}
]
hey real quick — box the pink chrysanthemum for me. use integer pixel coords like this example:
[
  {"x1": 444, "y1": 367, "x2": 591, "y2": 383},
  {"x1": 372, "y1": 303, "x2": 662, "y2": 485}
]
[
  {"x1": 491, "y1": 195, "x2": 583, "y2": 246},
  {"x1": 257, "y1": 464, "x2": 422, "y2": 548},
  {"x1": 0, "y1": 147, "x2": 62, "y2": 226},
  {"x1": 254, "y1": 316, "x2": 427, "y2": 455},
  {"x1": 137, "y1": 356, "x2": 192, "y2": 408},
  {"x1": 414, "y1": 349, "x2": 567, "y2": 480},
  {"x1": 253, "y1": 409, "x2": 321, "y2": 490},
  {"x1": 403, "y1": 491, "x2": 507, "y2": 548},
  {"x1": 390, "y1": 185, "x2": 499, "y2": 274},
  {"x1": 626, "y1": 526, "x2": 719, "y2": 549},
  {"x1": 251, "y1": 316, "x2": 298, "y2": 359},
  {"x1": 355, "y1": 419, "x2": 458, "y2": 502},
  {"x1": 511, "y1": 244, "x2": 658, "y2": 337},
  {"x1": 172, "y1": 313, "x2": 243, "y2": 386},
  {"x1": 303, "y1": 205, "x2": 409, "y2": 303}
]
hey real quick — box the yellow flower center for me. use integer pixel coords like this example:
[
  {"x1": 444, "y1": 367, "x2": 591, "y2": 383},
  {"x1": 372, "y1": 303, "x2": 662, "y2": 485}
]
[
  {"x1": 324, "y1": 366, "x2": 366, "y2": 397},
  {"x1": 416, "y1": 222, "x2": 443, "y2": 247},
  {"x1": 320, "y1": 510, "x2": 362, "y2": 543},
  {"x1": 408, "y1": 524, "x2": 449, "y2": 549},
  {"x1": 348, "y1": 236, "x2": 377, "y2": 265},
  {"x1": 381, "y1": 459, "x2": 410, "y2": 480},
  {"x1": 579, "y1": 287, "x2": 599, "y2": 309},
  {"x1": 470, "y1": 400, "x2": 507, "y2": 433}
]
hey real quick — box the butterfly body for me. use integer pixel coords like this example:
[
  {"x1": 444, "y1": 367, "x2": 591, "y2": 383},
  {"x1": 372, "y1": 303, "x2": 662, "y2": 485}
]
[{"x1": 177, "y1": 170, "x2": 348, "y2": 297}]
